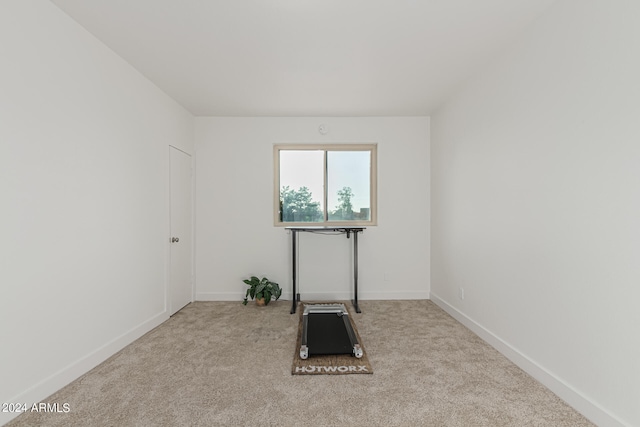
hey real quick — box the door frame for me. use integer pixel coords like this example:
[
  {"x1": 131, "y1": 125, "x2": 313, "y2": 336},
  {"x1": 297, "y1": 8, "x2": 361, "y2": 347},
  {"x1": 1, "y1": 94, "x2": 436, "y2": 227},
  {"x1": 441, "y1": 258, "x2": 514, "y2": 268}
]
[{"x1": 167, "y1": 145, "x2": 195, "y2": 315}]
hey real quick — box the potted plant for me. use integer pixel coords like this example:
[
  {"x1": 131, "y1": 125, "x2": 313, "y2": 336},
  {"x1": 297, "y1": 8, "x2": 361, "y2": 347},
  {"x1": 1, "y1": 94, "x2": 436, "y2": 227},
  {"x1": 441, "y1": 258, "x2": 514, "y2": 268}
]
[{"x1": 242, "y1": 276, "x2": 282, "y2": 306}]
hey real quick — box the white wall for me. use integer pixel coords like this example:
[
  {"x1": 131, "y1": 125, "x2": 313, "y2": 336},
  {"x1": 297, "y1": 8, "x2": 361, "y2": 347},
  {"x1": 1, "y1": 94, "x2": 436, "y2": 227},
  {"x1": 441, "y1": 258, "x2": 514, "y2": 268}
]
[
  {"x1": 430, "y1": 1, "x2": 640, "y2": 426},
  {"x1": 195, "y1": 117, "x2": 429, "y2": 302},
  {"x1": 0, "y1": 2, "x2": 194, "y2": 424}
]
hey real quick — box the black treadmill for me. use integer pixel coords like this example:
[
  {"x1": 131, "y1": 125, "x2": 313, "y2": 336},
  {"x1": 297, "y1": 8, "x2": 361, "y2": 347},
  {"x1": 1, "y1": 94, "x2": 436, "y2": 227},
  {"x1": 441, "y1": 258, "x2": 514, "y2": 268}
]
[{"x1": 299, "y1": 304, "x2": 363, "y2": 360}]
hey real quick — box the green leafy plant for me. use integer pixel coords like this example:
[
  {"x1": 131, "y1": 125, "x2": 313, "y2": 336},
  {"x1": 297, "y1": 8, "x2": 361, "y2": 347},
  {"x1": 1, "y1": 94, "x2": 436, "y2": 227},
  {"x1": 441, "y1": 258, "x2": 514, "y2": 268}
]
[{"x1": 242, "y1": 276, "x2": 282, "y2": 306}]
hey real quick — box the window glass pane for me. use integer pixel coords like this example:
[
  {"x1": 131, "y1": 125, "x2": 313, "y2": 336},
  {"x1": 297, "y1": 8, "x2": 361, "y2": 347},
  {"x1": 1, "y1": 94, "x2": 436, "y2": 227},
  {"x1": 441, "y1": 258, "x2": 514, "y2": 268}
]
[
  {"x1": 279, "y1": 150, "x2": 324, "y2": 222},
  {"x1": 327, "y1": 151, "x2": 371, "y2": 221}
]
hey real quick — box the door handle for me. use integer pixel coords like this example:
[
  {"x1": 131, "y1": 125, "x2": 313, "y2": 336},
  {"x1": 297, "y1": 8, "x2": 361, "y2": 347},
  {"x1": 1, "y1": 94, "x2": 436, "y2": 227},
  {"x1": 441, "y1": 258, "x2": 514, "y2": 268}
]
[{"x1": 171, "y1": 237, "x2": 180, "y2": 243}]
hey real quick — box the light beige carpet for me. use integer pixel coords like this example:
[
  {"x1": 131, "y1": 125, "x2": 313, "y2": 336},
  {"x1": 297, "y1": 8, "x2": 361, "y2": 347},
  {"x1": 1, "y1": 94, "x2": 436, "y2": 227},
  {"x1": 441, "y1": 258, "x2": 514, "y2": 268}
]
[{"x1": 7, "y1": 300, "x2": 594, "y2": 426}]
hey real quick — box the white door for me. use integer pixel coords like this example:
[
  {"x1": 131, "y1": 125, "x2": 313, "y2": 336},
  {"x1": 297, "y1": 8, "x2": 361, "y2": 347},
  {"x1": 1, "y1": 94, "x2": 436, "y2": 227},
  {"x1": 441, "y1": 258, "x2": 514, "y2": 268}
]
[{"x1": 169, "y1": 146, "x2": 192, "y2": 315}]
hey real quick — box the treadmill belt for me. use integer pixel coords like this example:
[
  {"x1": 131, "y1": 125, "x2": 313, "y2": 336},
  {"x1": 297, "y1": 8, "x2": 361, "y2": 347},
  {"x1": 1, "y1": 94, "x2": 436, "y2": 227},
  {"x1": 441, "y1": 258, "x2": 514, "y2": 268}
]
[
  {"x1": 306, "y1": 313, "x2": 353, "y2": 355},
  {"x1": 300, "y1": 304, "x2": 363, "y2": 360}
]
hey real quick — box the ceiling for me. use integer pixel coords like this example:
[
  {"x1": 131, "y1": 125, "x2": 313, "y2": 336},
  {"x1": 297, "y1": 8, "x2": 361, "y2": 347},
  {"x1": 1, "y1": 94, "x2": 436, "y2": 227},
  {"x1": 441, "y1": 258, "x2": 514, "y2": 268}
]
[{"x1": 50, "y1": 0, "x2": 558, "y2": 117}]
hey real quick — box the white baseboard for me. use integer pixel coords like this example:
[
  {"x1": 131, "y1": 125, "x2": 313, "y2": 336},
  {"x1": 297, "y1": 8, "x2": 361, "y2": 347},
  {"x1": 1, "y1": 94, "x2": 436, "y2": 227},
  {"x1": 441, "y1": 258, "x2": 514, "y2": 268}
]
[
  {"x1": 196, "y1": 290, "x2": 429, "y2": 302},
  {"x1": 1, "y1": 311, "x2": 169, "y2": 427},
  {"x1": 430, "y1": 292, "x2": 628, "y2": 427}
]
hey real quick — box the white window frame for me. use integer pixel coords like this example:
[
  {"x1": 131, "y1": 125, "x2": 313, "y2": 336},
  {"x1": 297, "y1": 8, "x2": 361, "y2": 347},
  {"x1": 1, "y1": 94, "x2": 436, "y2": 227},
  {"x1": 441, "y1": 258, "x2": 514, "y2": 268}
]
[{"x1": 274, "y1": 144, "x2": 378, "y2": 227}]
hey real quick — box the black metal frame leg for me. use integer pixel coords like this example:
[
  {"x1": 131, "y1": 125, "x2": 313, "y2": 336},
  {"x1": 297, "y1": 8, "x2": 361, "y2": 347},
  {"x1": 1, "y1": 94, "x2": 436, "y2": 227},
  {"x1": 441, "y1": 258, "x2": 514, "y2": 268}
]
[
  {"x1": 351, "y1": 230, "x2": 361, "y2": 313},
  {"x1": 291, "y1": 229, "x2": 298, "y2": 314}
]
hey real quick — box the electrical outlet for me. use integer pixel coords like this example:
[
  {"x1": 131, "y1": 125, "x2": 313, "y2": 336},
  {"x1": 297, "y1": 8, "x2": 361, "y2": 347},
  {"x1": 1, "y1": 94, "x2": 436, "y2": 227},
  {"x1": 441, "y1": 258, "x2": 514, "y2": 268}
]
[{"x1": 458, "y1": 287, "x2": 465, "y2": 300}]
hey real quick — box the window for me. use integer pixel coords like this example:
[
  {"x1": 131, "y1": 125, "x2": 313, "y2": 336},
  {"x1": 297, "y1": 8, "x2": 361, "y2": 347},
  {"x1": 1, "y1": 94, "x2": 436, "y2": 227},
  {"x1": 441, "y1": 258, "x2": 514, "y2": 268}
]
[{"x1": 274, "y1": 144, "x2": 377, "y2": 226}]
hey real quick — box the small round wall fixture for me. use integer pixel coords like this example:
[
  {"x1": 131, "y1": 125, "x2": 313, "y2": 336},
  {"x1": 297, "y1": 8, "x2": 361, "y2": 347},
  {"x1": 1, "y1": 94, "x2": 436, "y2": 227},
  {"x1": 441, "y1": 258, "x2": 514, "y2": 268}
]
[{"x1": 318, "y1": 123, "x2": 329, "y2": 135}]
